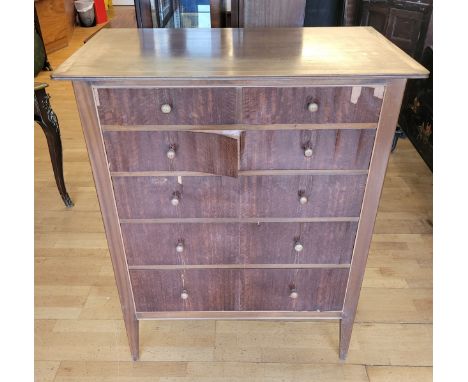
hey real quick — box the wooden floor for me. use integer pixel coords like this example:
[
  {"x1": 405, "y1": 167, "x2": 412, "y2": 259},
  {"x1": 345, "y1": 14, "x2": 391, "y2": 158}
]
[{"x1": 35, "y1": 16, "x2": 433, "y2": 382}]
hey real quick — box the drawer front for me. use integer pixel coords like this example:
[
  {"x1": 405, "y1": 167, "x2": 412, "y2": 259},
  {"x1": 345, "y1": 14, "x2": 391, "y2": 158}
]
[
  {"x1": 241, "y1": 268, "x2": 348, "y2": 311},
  {"x1": 122, "y1": 223, "x2": 240, "y2": 266},
  {"x1": 242, "y1": 87, "x2": 383, "y2": 124},
  {"x1": 130, "y1": 268, "x2": 348, "y2": 312},
  {"x1": 122, "y1": 222, "x2": 357, "y2": 265},
  {"x1": 114, "y1": 175, "x2": 366, "y2": 219},
  {"x1": 240, "y1": 175, "x2": 367, "y2": 218},
  {"x1": 104, "y1": 131, "x2": 238, "y2": 176},
  {"x1": 130, "y1": 269, "x2": 240, "y2": 312},
  {"x1": 113, "y1": 176, "x2": 239, "y2": 219},
  {"x1": 96, "y1": 87, "x2": 238, "y2": 126},
  {"x1": 240, "y1": 129, "x2": 376, "y2": 170},
  {"x1": 240, "y1": 222, "x2": 357, "y2": 264}
]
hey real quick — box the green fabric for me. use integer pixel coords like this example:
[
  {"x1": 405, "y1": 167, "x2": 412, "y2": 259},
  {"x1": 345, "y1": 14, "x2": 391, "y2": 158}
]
[{"x1": 34, "y1": 28, "x2": 46, "y2": 77}]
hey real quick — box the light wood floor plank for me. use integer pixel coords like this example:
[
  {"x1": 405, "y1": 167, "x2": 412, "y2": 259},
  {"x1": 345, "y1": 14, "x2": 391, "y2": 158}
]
[
  {"x1": 35, "y1": 361, "x2": 60, "y2": 382},
  {"x1": 367, "y1": 366, "x2": 432, "y2": 382},
  {"x1": 53, "y1": 361, "x2": 369, "y2": 382}
]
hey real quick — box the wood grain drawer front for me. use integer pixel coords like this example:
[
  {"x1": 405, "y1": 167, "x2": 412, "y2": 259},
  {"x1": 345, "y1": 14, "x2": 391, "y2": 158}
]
[
  {"x1": 242, "y1": 87, "x2": 383, "y2": 124},
  {"x1": 130, "y1": 268, "x2": 348, "y2": 312},
  {"x1": 122, "y1": 223, "x2": 240, "y2": 266},
  {"x1": 242, "y1": 269, "x2": 348, "y2": 311},
  {"x1": 104, "y1": 131, "x2": 238, "y2": 176},
  {"x1": 113, "y1": 176, "x2": 239, "y2": 219},
  {"x1": 130, "y1": 269, "x2": 240, "y2": 311},
  {"x1": 241, "y1": 222, "x2": 357, "y2": 265},
  {"x1": 96, "y1": 87, "x2": 238, "y2": 126},
  {"x1": 240, "y1": 175, "x2": 367, "y2": 218},
  {"x1": 122, "y1": 222, "x2": 357, "y2": 266},
  {"x1": 240, "y1": 129, "x2": 376, "y2": 170}
]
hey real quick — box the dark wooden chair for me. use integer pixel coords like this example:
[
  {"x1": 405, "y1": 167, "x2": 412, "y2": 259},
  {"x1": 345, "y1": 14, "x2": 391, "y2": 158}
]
[
  {"x1": 34, "y1": 4, "x2": 73, "y2": 207},
  {"x1": 34, "y1": 83, "x2": 74, "y2": 208}
]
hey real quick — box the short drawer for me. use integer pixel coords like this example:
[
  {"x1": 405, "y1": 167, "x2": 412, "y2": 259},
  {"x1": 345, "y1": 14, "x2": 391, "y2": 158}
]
[
  {"x1": 113, "y1": 176, "x2": 239, "y2": 219},
  {"x1": 130, "y1": 268, "x2": 348, "y2": 312},
  {"x1": 122, "y1": 223, "x2": 240, "y2": 265},
  {"x1": 240, "y1": 129, "x2": 376, "y2": 170},
  {"x1": 130, "y1": 269, "x2": 240, "y2": 311},
  {"x1": 122, "y1": 222, "x2": 357, "y2": 265},
  {"x1": 240, "y1": 175, "x2": 367, "y2": 218},
  {"x1": 104, "y1": 131, "x2": 238, "y2": 176},
  {"x1": 240, "y1": 222, "x2": 357, "y2": 264},
  {"x1": 241, "y1": 268, "x2": 349, "y2": 311},
  {"x1": 96, "y1": 87, "x2": 238, "y2": 126},
  {"x1": 242, "y1": 86, "x2": 382, "y2": 124}
]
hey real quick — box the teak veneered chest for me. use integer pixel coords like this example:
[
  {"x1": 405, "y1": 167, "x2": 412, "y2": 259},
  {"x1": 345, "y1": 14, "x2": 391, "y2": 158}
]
[{"x1": 53, "y1": 27, "x2": 428, "y2": 360}]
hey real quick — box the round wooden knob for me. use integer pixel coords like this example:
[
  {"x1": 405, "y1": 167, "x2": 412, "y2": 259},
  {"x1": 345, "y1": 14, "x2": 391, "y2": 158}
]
[
  {"x1": 294, "y1": 242, "x2": 304, "y2": 252},
  {"x1": 290, "y1": 289, "x2": 298, "y2": 299},
  {"x1": 171, "y1": 192, "x2": 180, "y2": 206},
  {"x1": 180, "y1": 290, "x2": 189, "y2": 300},
  {"x1": 176, "y1": 242, "x2": 184, "y2": 253},
  {"x1": 161, "y1": 104, "x2": 172, "y2": 114},
  {"x1": 304, "y1": 147, "x2": 313, "y2": 157},
  {"x1": 299, "y1": 195, "x2": 308, "y2": 205},
  {"x1": 166, "y1": 147, "x2": 176, "y2": 159},
  {"x1": 307, "y1": 102, "x2": 319, "y2": 113}
]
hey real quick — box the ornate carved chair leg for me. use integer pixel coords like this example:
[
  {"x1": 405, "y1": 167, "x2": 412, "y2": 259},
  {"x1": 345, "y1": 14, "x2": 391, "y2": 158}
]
[{"x1": 35, "y1": 89, "x2": 74, "y2": 207}]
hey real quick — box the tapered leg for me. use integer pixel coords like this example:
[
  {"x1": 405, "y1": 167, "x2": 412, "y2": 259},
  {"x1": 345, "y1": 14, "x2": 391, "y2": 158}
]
[
  {"x1": 127, "y1": 316, "x2": 139, "y2": 361},
  {"x1": 35, "y1": 88, "x2": 73, "y2": 207},
  {"x1": 339, "y1": 315, "x2": 354, "y2": 360}
]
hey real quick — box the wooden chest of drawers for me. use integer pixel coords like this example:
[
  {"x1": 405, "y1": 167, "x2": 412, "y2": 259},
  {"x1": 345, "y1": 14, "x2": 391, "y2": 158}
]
[{"x1": 53, "y1": 27, "x2": 428, "y2": 361}]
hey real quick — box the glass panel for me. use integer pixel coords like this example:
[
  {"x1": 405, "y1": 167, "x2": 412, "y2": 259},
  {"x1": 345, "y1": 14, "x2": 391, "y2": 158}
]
[{"x1": 150, "y1": 0, "x2": 213, "y2": 28}]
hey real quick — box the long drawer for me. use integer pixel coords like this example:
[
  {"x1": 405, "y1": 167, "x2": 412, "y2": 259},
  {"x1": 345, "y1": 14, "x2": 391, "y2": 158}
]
[
  {"x1": 122, "y1": 222, "x2": 358, "y2": 266},
  {"x1": 240, "y1": 129, "x2": 376, "y2": 170},
  {"x1": 130, "y1": 268, "x2": 349, "y2": 312},
  {"x1": 96, "y1": 86, "x2": 383, "y2": 126},
  {"x1": 104, "y1": 129, "x2": 375, "y2": 173},
  {"x1": 113, "y1": 175, "x2": 367, "y2": 219}
]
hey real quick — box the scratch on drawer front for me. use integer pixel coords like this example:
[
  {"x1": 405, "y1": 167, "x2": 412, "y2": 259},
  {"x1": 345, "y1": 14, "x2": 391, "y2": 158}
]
[
  {"x1": 91, "y1": 87, "x2": 100, "y2": 107},
  {"x1": 194, "y1": 130, "x2": 241, "y2": 139},
  {"x1": 372, "y1": 86, "x2": 385, "y2": 99},
  {"x1": 350, "y1": 86, "x2": 362, "y2": 104},
  {"x1": 150, "y1": 177, "x2": 168, "y2": 185},
  {"x1": 177, "y1": 176, "x2": 182, "y2": 185}
]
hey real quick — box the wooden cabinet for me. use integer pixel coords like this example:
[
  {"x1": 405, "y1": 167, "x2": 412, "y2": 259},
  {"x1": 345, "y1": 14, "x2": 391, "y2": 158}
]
[
  {"x1": 53, "y1": 27, "x2": 427, "y2": 361},
  {"x1": 360, "y1": 0, "x2": 432, "y2": 60},
  {"x1": 35, "y1": 0, "x2": 76, "y2": 53}
]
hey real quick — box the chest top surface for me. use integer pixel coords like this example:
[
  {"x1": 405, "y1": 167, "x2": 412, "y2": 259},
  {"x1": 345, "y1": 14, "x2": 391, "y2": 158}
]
[{"x1": 52, "y1": 27, "x2": 428, "y2": 80}]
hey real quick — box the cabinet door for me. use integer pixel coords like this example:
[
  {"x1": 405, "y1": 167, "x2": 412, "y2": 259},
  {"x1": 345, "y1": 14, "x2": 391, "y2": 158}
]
[
  {"x1": 360, "y1": 3, "x2": 389, "y2": 32},
  {"x1": 385, "y1": 8, "x2": 424, "y2": 57}
]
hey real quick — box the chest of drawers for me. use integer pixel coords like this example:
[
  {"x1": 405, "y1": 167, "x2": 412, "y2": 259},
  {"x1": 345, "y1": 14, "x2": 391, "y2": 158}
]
[{"x1": 53, "y1": 27, "x2": 428, "y2": 361}]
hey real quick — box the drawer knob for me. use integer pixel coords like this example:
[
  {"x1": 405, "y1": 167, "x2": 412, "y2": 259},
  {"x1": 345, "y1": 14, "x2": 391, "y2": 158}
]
[
  {"x1": 304, "y1": 147, "x2": 313, "y2": 157},
  {"x1": 299, "y1": 195, "x2": 308, "y2": 205},
  {"x1": 290, "y1": 288, "x2": 299, "y2": 299},
  {"x1": 307, "y1": 102, "x2": 319, "y2": 113},
  {"x1": 161, "y1": 104, "x2": 172, "y2": 114},
  {"x1": 294, "y1": 242, "x2": 304, "y2": 252},
  {"x1": 180, "y1": 289, "x2": 189, "y2": 300},
  {"x1": 171, "y1": 191, "x2": 180, "y2": 206},
  {"x1": 166, "y1": 146, "x2": 176, "y2": 160},
  {"x1": 176, "y1": 241, "x2": 184, "y2": 253}
]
